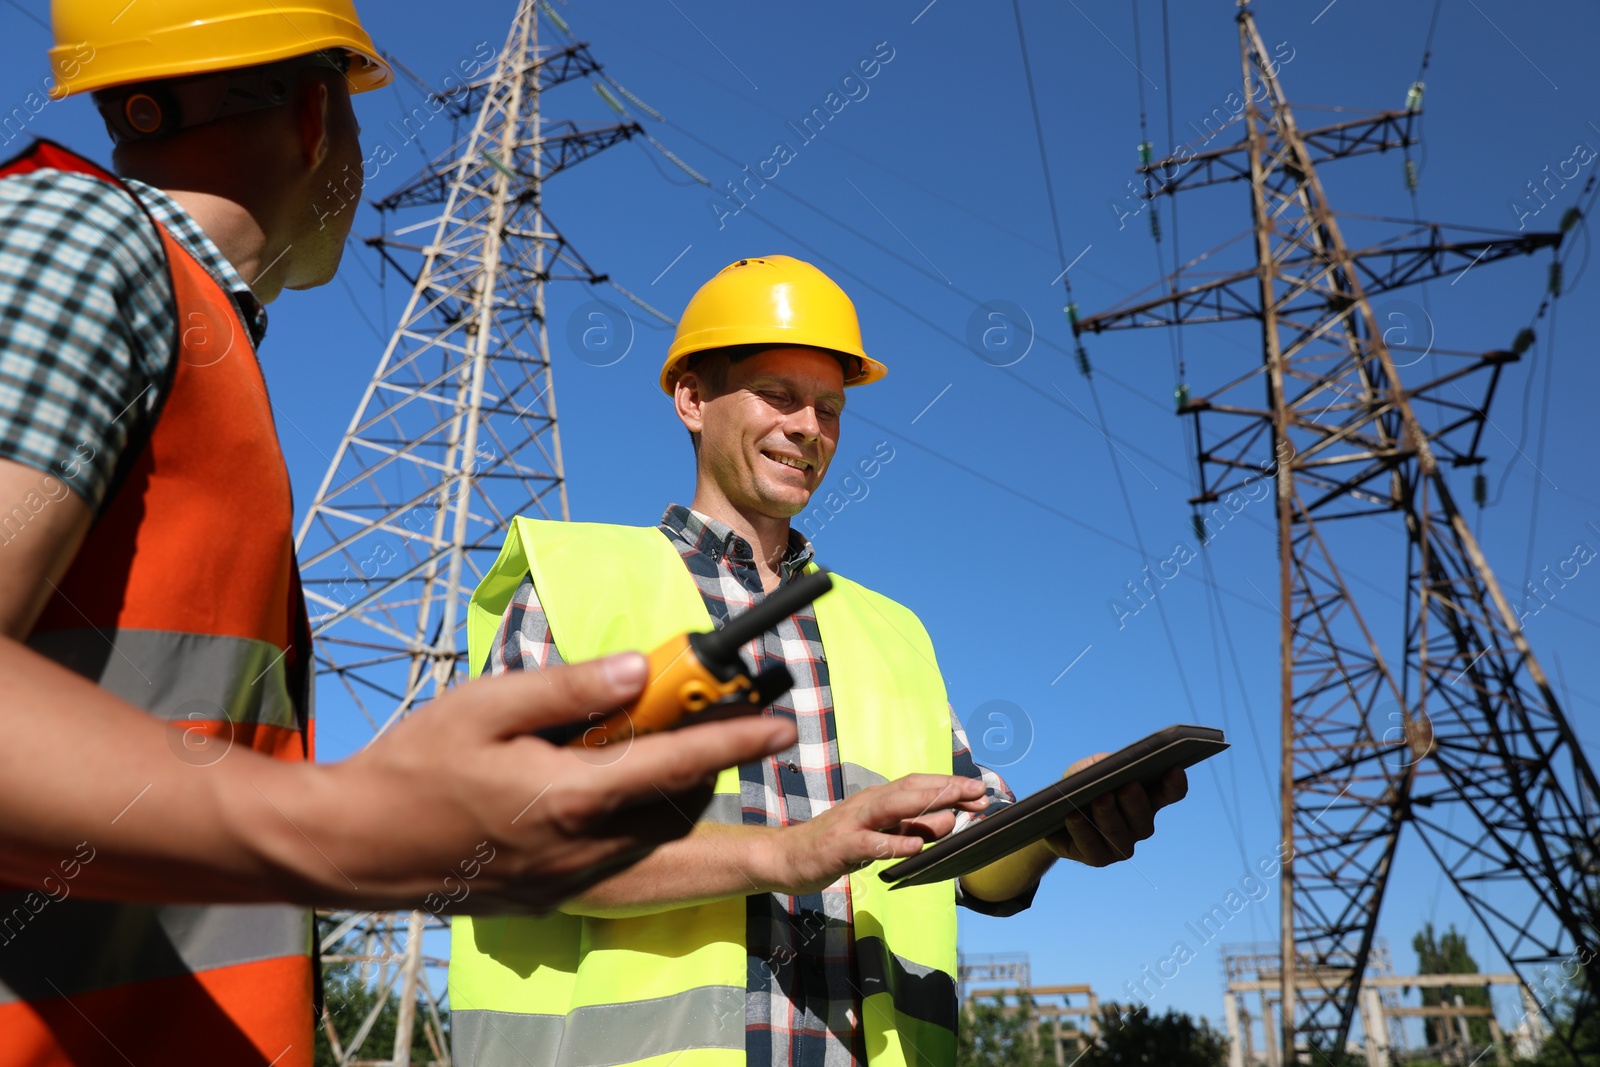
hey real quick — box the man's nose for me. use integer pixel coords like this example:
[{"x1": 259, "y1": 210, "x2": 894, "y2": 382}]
[{"x1": 786, "y1": 404, "x2": 822, "y2": 442}]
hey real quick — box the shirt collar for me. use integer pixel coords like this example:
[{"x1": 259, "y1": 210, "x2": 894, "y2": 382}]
[
  {"x1": 123, "y1": 178, "x2": 270, "y2": 348},
  {"x1": 660, "y1": 503, "x2": 816, "y2": 582}
]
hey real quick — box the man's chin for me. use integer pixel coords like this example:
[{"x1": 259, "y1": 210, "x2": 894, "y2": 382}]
[
  {"x1": 284, "y1": 273, "x2": 335, "y2": 292},
  {"x1": 285, "y1": 250, "x2": 346, "y2": 292},
  {"x1": 751, "y1": 484, "x2": 815, "y2": 519}
]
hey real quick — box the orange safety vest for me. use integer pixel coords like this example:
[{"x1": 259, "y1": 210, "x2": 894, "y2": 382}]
[{"x1": 0, "y1": 141, "x2": 316, "y2": 1067}]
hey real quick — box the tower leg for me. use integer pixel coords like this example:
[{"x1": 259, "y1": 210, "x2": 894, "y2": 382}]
[{"x1": 1226, "y1": 991, "x2": 1245, "y2": 1067}]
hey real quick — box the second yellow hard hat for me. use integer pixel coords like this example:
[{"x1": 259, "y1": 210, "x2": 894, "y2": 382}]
[
  {"x1": 48, "y1": 0, "x2": 392, "y2": 99},
  {"x1": 660, "y1": 255, "x2": 888, "y2": 395}
]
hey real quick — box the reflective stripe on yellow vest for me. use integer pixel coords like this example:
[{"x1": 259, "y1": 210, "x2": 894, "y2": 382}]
[{"x1": 451, "y1": 517, "x2": 958, "y2": 1067}]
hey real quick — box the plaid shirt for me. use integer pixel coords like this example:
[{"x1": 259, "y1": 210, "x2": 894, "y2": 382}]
[
  {"x1": 485, "y1": 504, "x2": 1035, "y2": 1067},
  {"x1": 0, "y1": 160, "x2": 268, "y2": 513}
]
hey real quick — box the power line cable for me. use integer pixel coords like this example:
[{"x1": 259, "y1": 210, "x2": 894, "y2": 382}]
[
  {"x1": 1398, "y1": 0, "x2": 1443, "y2": 397},
  {"x1": 845, "y1": 408, "x2": 1283, "y2": 628},
  {"x1": 1084, "y1": 372, "x2": 1258, "y2": 871},
  {"x1": 1159, "y1": 0, "x2": 1188, "y2": 399},
  {"x1": 1139, "y1": 0, "x2": 1267, "y2": 888},
  {"x1": 569, "y1": 8, "x2": 1064, "y2": 261},
  {"x1": 1443, "y1": 162, "x2": 1589, "y2": 557},
  {"x1": 1517, "y1": 295, "x2": 1560, "y2": 611},
  {"x1": 1416, "y1": 0, "x2": 1444, "y2": 86},
  {"x1": 1009, "y1": 0, "x2": 1256, "y2": 873},
  {"x1": 728, "y1": 190, "x2": 1189, "y2": 481},
  {"x1": 1488, "y1": 171, "x2": 1593, "y2": 520},
  {"x1": 1155, "y1": 1, "x2": 1268, "y2": 868},
  {"x1": 625, "y1": 105, "x2": 1188, "y2": 474},
  {"x1": 1008, "y1": 0, "x2": 1072, "y2": 289},
  {"x1": 1132, "y1": 2, "x2": 1254, "y2": 902},
  {"x1": 1149, "y1": 0, "x2": 1271, "y2": 928},
  {"x1": 1131, "y1": 0, "x2": 1188, "y2": 405},
  {"x1": 1199, "y1": 547, "x2": 1270, "y2": 946},
  {"x1": 1, "y1": 0, "x2": 47, "y2": 32},
  {"x1": 844, "y1": 411, "x2": 1141, "y2": 556},
  {"x1": 1199, "y1": 547, "x2": 1277, "y2": 811},
  {"x1": 643, "y1": 106, "x2": 1173, "y2": 421}
]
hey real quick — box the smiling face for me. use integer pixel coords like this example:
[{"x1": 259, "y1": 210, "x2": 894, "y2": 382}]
[{"x1": 676, "y1": 345, "x2": 847, "y2": 519}]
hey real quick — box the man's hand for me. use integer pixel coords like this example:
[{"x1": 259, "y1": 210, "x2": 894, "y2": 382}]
[
  {"x1": 961, "y1": 755, "x2": 1189, "y2": 903},
  {"x1": 552, "y1": 773, "x2": 991, "y2": 919},
  {"x1": 1042, "y1": 754, "x2": 1189, "y2": 867},
  {"x1": 758, "y1": 774, "x2": 989, "y2": 896},
  {"x1": 0, "y1": 634, "x2": 796, "y2": 914},
  {"x1": 0, "y1": 459, "x2": 797, "y2": 915},
  {"x1": 244, "y1": 652, "x2": 798, "y2": 913}
]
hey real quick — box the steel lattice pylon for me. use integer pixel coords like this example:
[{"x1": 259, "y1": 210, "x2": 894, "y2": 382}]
[
  {"x1": 1077, "y1": 3, "x2": 1599, "y2": 1064},
  {"x1": 294, "y1": 2, "x2": 640, "y2": 1061}
]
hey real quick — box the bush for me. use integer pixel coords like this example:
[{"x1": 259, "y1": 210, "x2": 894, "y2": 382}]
[
  {"x1": 958, "y1": 997, "x2": 1229, "y2": 1067},
  {"x1": 1080, "y1": 1003, "x2": 1230, "y2": 1067}
]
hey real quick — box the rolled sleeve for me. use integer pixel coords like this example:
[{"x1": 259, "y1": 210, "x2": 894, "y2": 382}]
[
  {"x1": 483, "y1": 572, "x2": 565, "y2": 676},
  {"x1": 950, "y1": 704, "x2": 1037, "y2": 916},
  {"x1": 485, "y1": 572, "x2": 579, "y2": 744}
]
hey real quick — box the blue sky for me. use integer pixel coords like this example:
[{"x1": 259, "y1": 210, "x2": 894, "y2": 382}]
[{"x1": 6, "y1": 0, "x2": 1599, "y2": 1045}]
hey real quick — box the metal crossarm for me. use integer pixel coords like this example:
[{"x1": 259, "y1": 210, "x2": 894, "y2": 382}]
[
  {"x1": 1078, "y1": 4, "x2": 1599, "y2": 1062},
  {"x1": 295, "y1": 3, "x2": 642, "y2": 1062}
]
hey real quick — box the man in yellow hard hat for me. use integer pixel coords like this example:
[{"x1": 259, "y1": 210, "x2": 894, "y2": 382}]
[
  {"x1": 452, "y1": 255, "x2": 1189, "y2": 1067},
  {"x1": 0, "y1": 6, "x2": 794, "y2": 1065}
]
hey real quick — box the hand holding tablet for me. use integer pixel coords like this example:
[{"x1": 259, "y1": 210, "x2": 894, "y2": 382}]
[
  {"x1": 880, "y1": 724, "x2": 1228, "y2": 888},
  {"x1": 1042, "y1": 751, "x2": 1190, "y2": 867}
]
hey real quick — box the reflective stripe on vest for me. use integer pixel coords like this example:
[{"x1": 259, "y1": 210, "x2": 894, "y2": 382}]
[
  {"x1": 0, "y1": 140, "x2": 315, "y2": 1067},
  {"x1": 451, "y1": 518, "x2": 958, "y2": 1067}
]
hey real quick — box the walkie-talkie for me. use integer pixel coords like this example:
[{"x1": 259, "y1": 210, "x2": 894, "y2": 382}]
[{"x1": 569, "y1": 569, "x2": 835, "y2": 749}]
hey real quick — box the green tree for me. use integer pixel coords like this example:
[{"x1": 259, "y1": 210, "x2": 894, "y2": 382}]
[
  {"x1": 1078, "y1": 1003, "x2": 1229, "y2": 1067},
  {"x1": 314, "y1": 957, "x2": 448, "y2": 1067},
  {"x1": 1412, "y1": 922, "x2": 1493, "y2": 1047},
  {"x1": 959, "y1": 991, "x2": 1055, "y2": 1067},
  {"x1": 1527, "y1": 967, "x2": 1600, "y2": 1067}
]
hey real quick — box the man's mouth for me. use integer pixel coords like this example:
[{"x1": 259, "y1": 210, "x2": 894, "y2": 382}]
[{"x1": 761, "y1": 449, "x2": 812, "y2": 474}]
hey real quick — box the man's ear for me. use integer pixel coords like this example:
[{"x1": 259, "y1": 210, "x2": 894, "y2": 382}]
[
  {"x1": 297, "y1": 79, "x2": 332, "y2": 171},
  {"x1": 675, "y1": 372, "x2": 707, "y2": 436}
]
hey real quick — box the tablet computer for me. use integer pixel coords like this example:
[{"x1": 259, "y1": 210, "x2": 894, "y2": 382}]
[{"x1": 879, "y1": 724, "x2": 1228, "y2": 889}]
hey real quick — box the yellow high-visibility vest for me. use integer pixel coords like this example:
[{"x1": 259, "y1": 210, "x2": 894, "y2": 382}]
[{"x1": 450, "y1": 518, "x2": 959, "y2": 1067}]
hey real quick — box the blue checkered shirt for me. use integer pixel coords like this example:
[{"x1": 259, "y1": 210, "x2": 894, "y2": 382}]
[
  {"x1": 0, "y1": 157, "x2": 267, "y2": 513},
  {"x1": 485, "y1": 504, "x2": 1035, "y2": 1067}
]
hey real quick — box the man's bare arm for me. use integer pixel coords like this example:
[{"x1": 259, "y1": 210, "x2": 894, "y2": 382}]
[
  {"x1": 0, "y1": 457, "x2": 798, "y2": 913},
  {"x1": 0, "y1": 624, "x2": 802, "y2": 911},
  {"x1": 0, "y1": 458, "x2": 93, "y2": 639},
  {"x1": 561, "y1": 774, "x2": 989, "y2": 918}
]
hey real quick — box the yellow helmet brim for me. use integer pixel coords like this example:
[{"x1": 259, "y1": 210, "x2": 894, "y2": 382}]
[
  {"x1": 660, "y1": 255, "x2": 888, "y2": 395},
  {"x1": 48, "y1": 6, "x2": 392, "y2": 100}
]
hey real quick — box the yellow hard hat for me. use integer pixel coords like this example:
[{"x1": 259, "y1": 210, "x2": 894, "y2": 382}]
[
  {"x1": 47, "y1": 0, "x2": 393, "y2": 100},
  {"x1": 660, "y1": 255, "x2": 888, "y2": 395}
]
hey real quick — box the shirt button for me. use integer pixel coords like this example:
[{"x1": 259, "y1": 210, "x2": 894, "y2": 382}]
[{"x1": 786, "y1": 760, "x2": 799, "y2": 772}]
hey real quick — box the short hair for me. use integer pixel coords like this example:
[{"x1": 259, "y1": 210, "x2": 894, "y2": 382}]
[
  {"x1": 682, "y1": 345, "x2": 761, "y2": 455},
  {"x1": 92, "y1": 50, "x2": 351, "y2": 144},
  {"x1": 683, "y1": 343, "x2": 857, "y2": 395},
  {"x1": 682, "y1": 343, "x2": 771, "y2": 396}
]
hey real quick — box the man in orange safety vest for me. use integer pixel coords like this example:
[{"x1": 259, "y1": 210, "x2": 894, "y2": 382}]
[{"x1": 0, "y1": 4, "x2": 793, "y2": 1065}]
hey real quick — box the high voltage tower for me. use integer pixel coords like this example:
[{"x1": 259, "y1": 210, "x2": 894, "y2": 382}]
[
  {"x1": 294, "y1": 1, "x2": 652, "y2": 1060},
  {"x1": 1076, "y1": 3, "x2": 1599, "y2": 1064}
]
